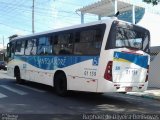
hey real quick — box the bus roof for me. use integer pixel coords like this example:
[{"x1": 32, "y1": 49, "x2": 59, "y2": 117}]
[
  {"x1": 10, "y1": 18, "x2": 115, "y2": 41},
  {"x1": 9, "y1": 17, "x2": 149, "y2": 42}
]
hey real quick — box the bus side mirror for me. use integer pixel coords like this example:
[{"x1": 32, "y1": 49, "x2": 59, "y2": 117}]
[{"x1": 7, "y1": 43, "x2": 11, "y2": 57}]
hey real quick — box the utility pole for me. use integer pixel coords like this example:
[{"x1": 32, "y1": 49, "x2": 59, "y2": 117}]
[
  {"x1": 2, "y1": 36, "x2": 4, "y2": 49},
  {"x1": 32, "y1": 0, "x2": 35, "y2": 34}
]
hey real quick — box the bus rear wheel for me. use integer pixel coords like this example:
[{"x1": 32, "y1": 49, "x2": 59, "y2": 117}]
[
  {"x1": 54, "y1": 73, "x2": 67, "y2": 96},
  {"x1": 120, "y1": 92, "x2": 127, "y2": 94}
]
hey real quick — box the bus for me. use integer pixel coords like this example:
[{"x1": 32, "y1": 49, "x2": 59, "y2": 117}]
[{"x1": 7, "y1": 18, "x2": 150, "y2": 96}]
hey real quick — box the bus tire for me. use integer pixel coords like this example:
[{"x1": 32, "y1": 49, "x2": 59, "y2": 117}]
[
  {"x1": 14, "y1": 67, "x2": 23, "y2": 84},
  {"x1": 96, "y1": 93, "x2": 104, "y2": 95},
  {"x1": 54, "y1": 72, "x2": 67, "y2": 96}
]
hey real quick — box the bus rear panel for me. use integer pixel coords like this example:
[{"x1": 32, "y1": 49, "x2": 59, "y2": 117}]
[{"x1": 97, "y1": 20, "x2": 150, "y2": 93}]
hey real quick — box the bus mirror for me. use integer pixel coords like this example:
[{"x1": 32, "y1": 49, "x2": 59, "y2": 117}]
[{"x1": 7, "y1": 43, "x2": 11, "y2": 57}]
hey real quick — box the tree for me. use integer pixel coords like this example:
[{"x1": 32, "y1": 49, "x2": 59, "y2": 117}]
[{"x1": 143, "y1": 0, "x2": 160, "y2": 5}]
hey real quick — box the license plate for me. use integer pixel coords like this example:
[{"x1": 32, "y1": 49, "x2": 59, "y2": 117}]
[{"x1": 125, "y1": 87, "x2": 132, "y2": 92}]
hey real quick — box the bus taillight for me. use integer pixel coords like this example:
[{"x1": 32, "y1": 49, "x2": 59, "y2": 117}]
[
  {"x1": 145, "y1": 65, "x2": 149, "y2": 82},
  {"x1": 104, "y1": 61, "x2": 113, "y2": 81}
]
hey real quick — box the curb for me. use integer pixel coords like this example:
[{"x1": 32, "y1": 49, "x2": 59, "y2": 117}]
[
  {"x1": 127, "y1": 93, "x2": 160, "y2": 101},
  {"x1": 141, "y1": 95, "x2": 160, "y2": 100}
]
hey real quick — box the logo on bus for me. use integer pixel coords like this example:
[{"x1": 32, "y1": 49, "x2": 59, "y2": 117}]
[
  {"x1": 92, "y1": 57, "x2": 99, "y2": 66},
  {"x1": 114, "y1": 53, "x2": 119, "y2": 59}
]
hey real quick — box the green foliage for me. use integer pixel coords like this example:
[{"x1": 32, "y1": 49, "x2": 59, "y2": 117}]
[{"x1": 143, "y1": 0, "x2": 160, "y2": 5}]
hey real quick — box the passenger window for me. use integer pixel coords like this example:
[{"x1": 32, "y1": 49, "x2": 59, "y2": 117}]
[
  {"x1": 37, "y1": 36, "x2": 52, "y2": 55},
  {"x1": 21, "y1": 41, "x2": 26, "y2": 55},
  {"x1": 54, "y1": 33, "x2": 73, "y2": 55},
  {"x1": 45, "y1": 37, "x2": 53, "y2": 55},
  {"x1": 74, "y1": 29, "x2": 102, "y2": 55},
  {"x1": 25, "y1": 39, "x2": 37, "y2": 55},
  {"x1": 15, "y1": 41, "x2": 22, "y2": 55},
  {"x1": 10, "y1": 41, "x2": 15, "y2": 58},
  {"x1": 15, "y1": 40, "x2": 26, "y2": 55}
]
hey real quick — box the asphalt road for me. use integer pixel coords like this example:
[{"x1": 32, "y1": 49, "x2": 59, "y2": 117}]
[{"x1": 0, "y1": 70, "x2": 160, "y2": 120}]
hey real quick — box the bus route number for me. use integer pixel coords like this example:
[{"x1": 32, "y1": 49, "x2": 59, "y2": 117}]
[
  {"x1": 126, "y1": 69, "x2": 138, "y2": 75},
  {"x1": 84, "y1": 70, "x2": 96, "y2": 77}
]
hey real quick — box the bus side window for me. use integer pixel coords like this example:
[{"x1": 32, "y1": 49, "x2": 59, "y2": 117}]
[
  {"x1": 49, "y1": 35, "x2": 55, "y2": 55},
  {"x1": 95, "y1": 29, "x2": 103, "y2": 49},
  {"x1": 15, "y1": 41, "x2": 22, "y2": 55},
  {"x1": 74, "y1": 29, "x2": 102, "y2": 55},
  {"x1": 54, "y1": 33, "x2": 73, "y2": 55},
  {"x1": 30, "y1": 39, "x2": 37, "y2": 55},
  {"x1": 37, "y1": 37, "x2": 46, "y2": 55},
  {"x1": 21, "y1": 40, "x2": 26, "y2": 55},
  {"x1": 10, "y1": 42, "x2": 15, "y2": 58},
  {"x1": 37, "y1": 36, "x2": 52, "y2": 55},
  {"x1": 15, "y1": 40, "x2": 26, "y2": 55},
  {"x1": 75, "y1": 32, "x2": 80, "y2": 43},
  {"x1": 25, "y1": 39, "x2": 37, "y2": 55},
  {"x1": 25, "y1": 40, "x2": 31, "y2": 55},
  {"x1": 45, "y1": 36, "x2": 53, "y2": 55},
  {"x1": 53, "y1": 35, "x2": 59, "y2": 55}
]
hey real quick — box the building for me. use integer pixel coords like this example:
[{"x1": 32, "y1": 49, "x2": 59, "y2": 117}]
[{"x1": 77, "y1": 0, "x2": 160, "y2": 47}]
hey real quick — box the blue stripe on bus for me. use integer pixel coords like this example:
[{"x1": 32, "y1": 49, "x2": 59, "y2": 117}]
[
  {"x1": 14, "y1": 56, "x2": 99, "y2": 70},
  {"x1": 113, "y1": 52, "x2": 148, "y2": 68}
]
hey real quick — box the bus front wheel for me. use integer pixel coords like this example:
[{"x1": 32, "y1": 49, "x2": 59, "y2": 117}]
[
  {"x1": 54, "y1": 73, "x2": 67, "y2": 96},
  {"x1": 14, "y1": 67, "x2": 23, "y2": 84}
]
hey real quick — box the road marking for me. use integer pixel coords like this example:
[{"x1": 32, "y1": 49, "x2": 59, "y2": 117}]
[
  {"x1": 16, "y1": 84, "x2": 46, "y2": 93},
  {"x1": 0, "y1": 85, "x2": 27, "y2": 95},
  {"x1": 0, "y1": 93, "x2": 7, "y2": 98}
]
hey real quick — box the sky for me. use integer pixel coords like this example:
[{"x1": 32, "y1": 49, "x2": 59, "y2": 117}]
[
  {"x1": 0, "y1": 0, "x2": 99, "y2": 46},
  {"x1": 0, "y1": 0, "x2": 160, "y2": 47}
]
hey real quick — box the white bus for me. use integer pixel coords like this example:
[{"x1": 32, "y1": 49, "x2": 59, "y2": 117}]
[{"x1": 7, "y1": 18, "x2": 150, "y2": 96}]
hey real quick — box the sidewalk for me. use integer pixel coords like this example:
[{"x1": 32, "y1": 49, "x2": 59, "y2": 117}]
[{"x1": 127, "y1": 88, "x2": 160, "y2": 101}]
